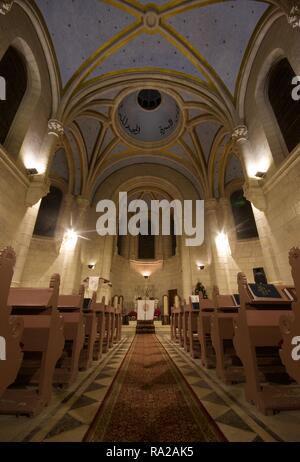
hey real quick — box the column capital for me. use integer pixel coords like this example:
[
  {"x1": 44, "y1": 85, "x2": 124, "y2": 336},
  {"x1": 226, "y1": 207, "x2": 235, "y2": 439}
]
[
  {"x1": 205, "y1": 198, "x2": 218, "y2": 213},
  {"x1": 232, "y1": 125, "x2": 248, "y2": 143},
  {"x1": 25, "y1": 174, "x2": 50, "y2": 207},
  {"x1": 76, "y1": 196, "x2": 90, "y2": 211},
  {"x1": 287, "y1": 3, "x2": 300, "y2": 29},
  {"x1": 0, "y1": 1, "x2": 14, "y2": 15},
  {"x1": 243, "y1": 178, "x2": 266, "y2": 212},
  {"x1": 48, "y1": 119, "x2": 64, "y2": 138},
  {"x1": 219, "y1": 197, "x2": 230, "y2": 207}
]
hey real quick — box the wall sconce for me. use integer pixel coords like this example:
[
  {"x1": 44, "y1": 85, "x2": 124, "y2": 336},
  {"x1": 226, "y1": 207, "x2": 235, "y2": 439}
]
[
  {"x1": 63, "y1": 229, "x2": 78, "y2": 250},
  {"x1": 215, "y1": 231, "x2": 232, "y2": 256},
  {"x1": 88, "y1": 264, "x2": 95, "y2": 270},
  {"x1": 197, "y1": 264, "x2": 205, "y2": 271},
  {"x1": 26, "y1": 168, "x2": 38, "y2": 176},
  {"x1": 255, "y1": 171, "x2": 267, "y2": 179}
]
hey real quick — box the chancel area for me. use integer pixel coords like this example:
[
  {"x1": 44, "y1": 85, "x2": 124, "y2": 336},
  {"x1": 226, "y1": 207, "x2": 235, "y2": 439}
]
[{"x1": 1, "y1": 0, "x2": 300, "y2": 444}]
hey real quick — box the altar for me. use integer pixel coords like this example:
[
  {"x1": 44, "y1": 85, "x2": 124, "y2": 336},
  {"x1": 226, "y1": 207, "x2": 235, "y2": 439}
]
[
  {"x1": 137, "y1": 300, "x2": 155, "y2": 321},
  {"x1": 136, "y1": 300, "x2": 156, "y2": 334}
]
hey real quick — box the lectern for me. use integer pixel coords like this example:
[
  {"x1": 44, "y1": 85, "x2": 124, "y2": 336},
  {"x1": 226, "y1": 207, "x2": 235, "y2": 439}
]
[{"x1": 136, "y1": 300, "x2": 155, "y2": 334}]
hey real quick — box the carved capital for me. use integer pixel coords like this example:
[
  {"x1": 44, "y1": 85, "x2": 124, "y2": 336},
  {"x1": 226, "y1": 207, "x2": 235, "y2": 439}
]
[
  {"x1": 25, "y1": 174, "x2": 50, "y2": 207},
  {"x1": 48, "y1": 119, "x2": 64, "y2": 138},
  {"x1": 0, "y1": 1, "x2": 14, "y2": 15},
  {"x1": 243, "y1": 178, "x2": 266, "y2": 212},
  {"x1": 205, "y1": 198, "x2": 218, "y2": 213},
  {"x1": 77, "y1": 196, "x2": 90, "y2": 212},
  {"x1": 232, "y1": 125, "x2": 248, "y2": 143},
  {"x1": 287, "y1": 4, "x2": 300, "y2": 29}
]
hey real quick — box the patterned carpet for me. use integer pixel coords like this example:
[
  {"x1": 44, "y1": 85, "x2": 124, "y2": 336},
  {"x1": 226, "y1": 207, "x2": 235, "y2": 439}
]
[{"x1": 85, "y1": 334, "x2": 226, "y2": 442}]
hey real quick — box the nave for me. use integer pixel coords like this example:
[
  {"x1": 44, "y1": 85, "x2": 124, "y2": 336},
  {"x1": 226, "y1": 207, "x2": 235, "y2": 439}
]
[
  {"x1": 1, "y1": 321, "x2": 300, "y2": 443},
  {"x1": 1, "y1": 0, "x2": 300, "y2": 445}
]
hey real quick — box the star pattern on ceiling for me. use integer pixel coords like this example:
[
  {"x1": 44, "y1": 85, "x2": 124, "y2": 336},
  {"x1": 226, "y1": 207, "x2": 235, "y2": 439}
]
[{"x1": 35, "y1": 0, "x2": 284, "y2": 202}]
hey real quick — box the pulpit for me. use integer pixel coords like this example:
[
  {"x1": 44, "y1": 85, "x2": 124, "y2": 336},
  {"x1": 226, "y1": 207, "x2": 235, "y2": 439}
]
[{"x1": 136, "y1": 300, "x2": 155, "y2": 334}]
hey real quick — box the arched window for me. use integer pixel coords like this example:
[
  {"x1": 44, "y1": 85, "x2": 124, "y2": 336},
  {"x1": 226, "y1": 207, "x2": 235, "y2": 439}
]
[
  {"x1": 0, "y1": 47, "x2": 27, "y2": 145},
  {"x1": 171, "y1": 216, "x2": 177, "y2": 257},
  {"x1": 230, "y1": 190, "x2": 258, "y2": 240},
  {"x1": 268, "y1": 58, "x2": 300, "y2": 153},
  {"x1": 34, "y1": 186, "x2": 63, "y2": 237},
  {"x1": 117, "y1": 234, "x2": 124, "y2": 256},
  {"x1": 138, "y1": 221, "x2": 155, "y2": 259}
]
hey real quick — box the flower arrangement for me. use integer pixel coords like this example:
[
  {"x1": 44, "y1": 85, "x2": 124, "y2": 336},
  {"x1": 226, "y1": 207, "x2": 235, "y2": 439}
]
[{"x1": 195, "y1": 281, "x2": 208, "y2": 299}]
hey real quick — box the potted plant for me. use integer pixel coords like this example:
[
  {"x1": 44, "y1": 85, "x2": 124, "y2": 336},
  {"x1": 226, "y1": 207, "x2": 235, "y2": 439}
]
[{"x1": 195, "y1": 281, "x2": 208, "y2": 299}]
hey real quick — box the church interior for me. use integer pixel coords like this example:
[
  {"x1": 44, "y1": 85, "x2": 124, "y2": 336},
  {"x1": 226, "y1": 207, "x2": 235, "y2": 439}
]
[{"x1": 1, "y1": 0, "x2": 300, "y2": 444}]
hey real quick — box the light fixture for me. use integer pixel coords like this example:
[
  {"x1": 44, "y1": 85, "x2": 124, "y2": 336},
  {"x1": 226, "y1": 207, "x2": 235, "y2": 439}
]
[
  {"x1": 88, "y1": 264, "x2": 95, "y2": 270},
  {"x1": 144, "y1": 275, "x2": 149, "y2": 280},
  {"x1": 255, "y1": 171, "x2": 267, "y2": 179},
  {"x1": 63, "y1": 229, "x2": 78, "y2": 250},
  {"x1": 26, "y1": 168, "x2": 38, "y2": 176},
  {"x1": 197, "y1": 264, "x2": 205, "y2": 271},
  {"x1": 215, "y1": 231, "x2": 232, "y2": 256}
]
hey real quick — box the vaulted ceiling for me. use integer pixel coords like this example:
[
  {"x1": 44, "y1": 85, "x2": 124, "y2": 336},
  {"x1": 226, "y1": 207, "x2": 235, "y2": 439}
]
[{"x1": 35, "y1": 0, "x2": 274, "y2": 201}]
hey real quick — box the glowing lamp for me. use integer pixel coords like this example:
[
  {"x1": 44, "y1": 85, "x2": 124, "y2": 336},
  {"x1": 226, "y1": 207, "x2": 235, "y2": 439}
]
[{"x1": 215, "y1": 232, "x2": 231, "y2": 256}]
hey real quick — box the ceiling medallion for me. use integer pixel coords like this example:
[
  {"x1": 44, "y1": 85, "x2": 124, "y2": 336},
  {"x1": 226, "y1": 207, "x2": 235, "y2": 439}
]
[
  {"x1": 114, "y1": 89, "x2": 184, "y2": 150},
  {"x1": 144, "y1": 9, "x2": 160, "y2": 31}
]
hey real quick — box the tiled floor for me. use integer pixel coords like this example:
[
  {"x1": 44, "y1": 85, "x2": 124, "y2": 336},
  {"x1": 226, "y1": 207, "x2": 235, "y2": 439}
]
[
  {"x1": 0, "y1": 330, "x2": 135, "y2": 443},
  {"x1": 1, "y1": 324, "x2": 299, "y2": 443},
  {"x1": 157, "y1": 332, "x2": 300, "y2": 442}
]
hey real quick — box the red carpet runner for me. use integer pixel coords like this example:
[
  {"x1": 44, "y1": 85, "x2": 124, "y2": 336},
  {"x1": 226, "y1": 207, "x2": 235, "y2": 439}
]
[{"x1": 85, "y1": 334, "x2": 225, "y2": 442}]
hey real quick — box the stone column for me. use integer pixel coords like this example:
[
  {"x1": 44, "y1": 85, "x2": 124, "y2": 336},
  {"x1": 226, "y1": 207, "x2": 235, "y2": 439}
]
[
  {"x1": 12, "y1": 174, "x2": 50, "y2": 286},
  {"x1": 155, "y1": 234, "x2": 163, "y2": 260},
  {"x1": 219, "y1": 197, "x2": 237, "y2": 253},
  {"x1": 180, "y1": 235, "x2": 193, "y2": 302},
  {"x1": 243, "y1": 179, "x2": 283, "y2": 283},
  {"x1": 163, "y1": 235, "x2": 173, "y2": 260},
  {"x1": 98, "y1": 235, "x2": 114, "y2": 303},
  {"x1": 60, "y1": 196, "x2": 89, "y2": 294},
  {"x1": 231, "y1": 125, "x2": 253, "y2": 178}
]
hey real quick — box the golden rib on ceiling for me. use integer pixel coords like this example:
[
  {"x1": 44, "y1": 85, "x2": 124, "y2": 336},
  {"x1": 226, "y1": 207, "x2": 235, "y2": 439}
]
[
  {"x1": 160, "y1": 0, "x2": 278, "y2": 17},
  {"x1": 103, "y1": 0, "x2": 144, "y2": 16},
  {"x1": 218, "y1": 141, "x2": 237, "y2": 198},
  {"x1": 160, "y1": 21, "x2": 235, "y2": 111},
  {"x1": 189, "y1": 128, "x2": 209, "y2": 190},
  {"x1": 207, "y1": 126, "x2": 229, "y2": 196},
  {"x1": 59, "y1": 20, "x2": 144, "y2": 117}
]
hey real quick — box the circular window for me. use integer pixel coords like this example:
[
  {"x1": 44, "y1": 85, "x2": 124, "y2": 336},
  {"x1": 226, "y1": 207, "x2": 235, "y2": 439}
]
[{"x1": 138, "y1": 89, "x2": 162, "y2": 111}]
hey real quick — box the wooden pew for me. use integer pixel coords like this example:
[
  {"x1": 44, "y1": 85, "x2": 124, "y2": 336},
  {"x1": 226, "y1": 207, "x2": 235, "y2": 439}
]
[
  {"x1": 0, "y1": 274, "x2": 64, "y2": 416},
  {"x1": 116, "y1": 304, "x2": 122, "y2": 342},
  {"x1": 183, "y1": 297, "x2": 201, "y2": 358},
  {"x1": 233, "y1": 272, "x2": 300, "y2": 415},
  {"x1": 197, "y1": 296, "x2": 216, "y2": 368},
  {"x1": 280, "y1": 248, "x2": 300, "y2": 384},
  {"x1": 171, "y1": 296, "x2": 183, "y2": 346},
  {"x1": 112, "y1": 296, "x2": 121, "y2": 343},
  {"x1": 53, "y1": 286, "x2": 85, "y2": 386},
  {"x1": 92, "y1": 297, "x2": 106, "y2": 361},
  {"x1": 0, "y1": 247, "x2": 23, "y2": 399},
  {"x1": 162, "y1": 294, "x2": 170, "y2": 325},
  {"x1": 80, "y1": 293, "x2": 98, "y2": 370},
  {"x1": 103, "y1": 303, "x2": 114, "y2": 353},
  {"x1": 210, "y1": 286, "x2": 243, "y2": 384}
]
